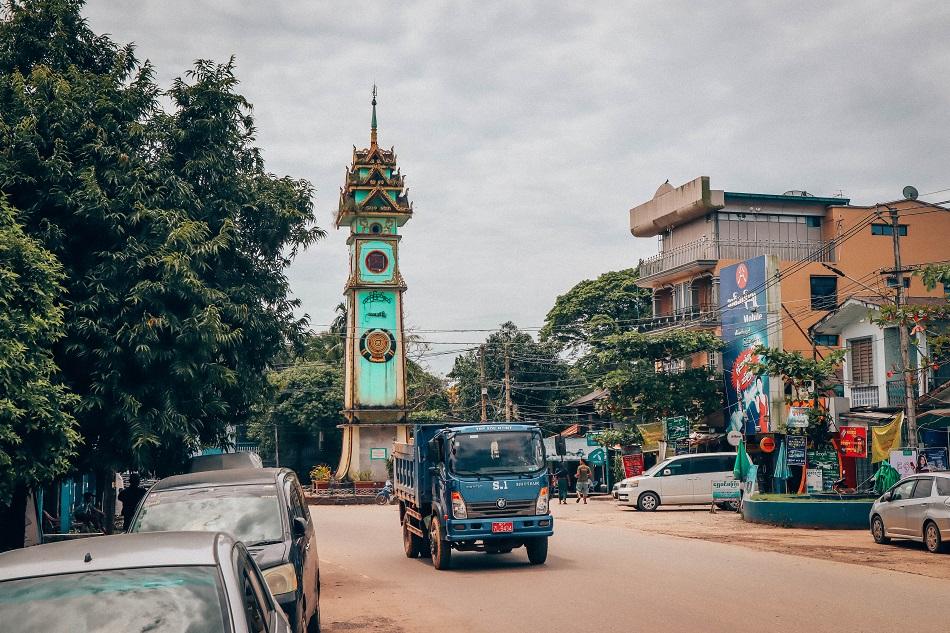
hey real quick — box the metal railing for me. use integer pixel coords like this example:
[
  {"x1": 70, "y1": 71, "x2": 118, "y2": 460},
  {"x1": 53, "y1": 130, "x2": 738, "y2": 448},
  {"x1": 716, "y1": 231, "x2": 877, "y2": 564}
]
[
  {"x1": 886, "y1": 379, "x2": 907, "y2": 407},
  {"x1": 637, "y1": 304, "x2": 719, "y2": 333},
  {"x1": 850, "y1": 385, "x2": 880, "y2": 408},
  {"x1": 639, "y1": 237, "x2": 835, "y2": 278}
]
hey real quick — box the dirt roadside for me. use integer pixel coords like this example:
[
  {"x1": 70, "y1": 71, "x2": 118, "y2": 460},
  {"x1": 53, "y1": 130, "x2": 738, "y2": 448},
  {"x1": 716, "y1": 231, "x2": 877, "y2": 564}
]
[{"x1": 553, "y1": 499, "x2": 950, "y2": 580}]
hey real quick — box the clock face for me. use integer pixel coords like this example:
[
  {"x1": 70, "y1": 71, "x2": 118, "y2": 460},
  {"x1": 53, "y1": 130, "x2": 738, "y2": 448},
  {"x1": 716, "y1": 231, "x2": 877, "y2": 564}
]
[{"x1": 365, "y1": 250, "x2": 389, "y2": 274}]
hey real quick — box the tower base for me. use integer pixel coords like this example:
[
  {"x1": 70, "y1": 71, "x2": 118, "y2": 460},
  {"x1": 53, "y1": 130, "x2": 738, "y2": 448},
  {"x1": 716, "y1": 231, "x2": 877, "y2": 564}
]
[{"x1": 336, "y1": 424, "x2": 409, "y2": 481}]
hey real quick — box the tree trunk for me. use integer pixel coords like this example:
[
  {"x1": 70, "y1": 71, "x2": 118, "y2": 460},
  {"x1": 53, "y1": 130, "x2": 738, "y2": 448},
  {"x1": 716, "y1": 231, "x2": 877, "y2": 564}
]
[{"x1": 0, "y1": 484, "x2": 28, "y2": 551}]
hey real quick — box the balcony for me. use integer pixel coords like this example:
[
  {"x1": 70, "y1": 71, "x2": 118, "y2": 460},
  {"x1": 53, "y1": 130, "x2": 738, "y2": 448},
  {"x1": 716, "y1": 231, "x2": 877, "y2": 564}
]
[
  {"x1": 638, "y1": 237, "x2": 836, "y2": 283},
  {"x1": 638, "y1": 304, "x2": 719, "y2": 333},
  {"x1": 850, "y1": 385, "x2": 880, "y2": 408}
]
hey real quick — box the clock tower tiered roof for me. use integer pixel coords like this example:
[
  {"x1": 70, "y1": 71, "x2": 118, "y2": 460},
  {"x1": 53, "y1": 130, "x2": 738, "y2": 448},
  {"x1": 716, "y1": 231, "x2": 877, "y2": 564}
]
[{"x1": 336, "y1": 88, "x2": 413, "y2": 228}]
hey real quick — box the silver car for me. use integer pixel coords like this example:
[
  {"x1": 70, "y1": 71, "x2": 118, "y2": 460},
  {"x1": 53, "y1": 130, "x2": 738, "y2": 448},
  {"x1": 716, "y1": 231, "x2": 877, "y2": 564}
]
[{"x1": 869, "y1": 472, "x2": 950, "y2": 554}]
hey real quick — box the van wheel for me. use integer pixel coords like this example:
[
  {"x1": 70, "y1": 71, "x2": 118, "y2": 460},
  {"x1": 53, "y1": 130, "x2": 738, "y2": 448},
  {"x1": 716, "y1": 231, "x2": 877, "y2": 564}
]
[
  {"x1": 637, "y1": 492, "x2": 660, "y2": 512},
  {"x1": 526, "y1": 537, "x2": 548, "y2": 564},
  {"x1": 924, "y1": 521, "x2": 944, "y2": 553},
  {"x1": 429, "y1": 516, "x2": 452, "y2": 570},
  {"x1": 871, "y1": 515, "x2": 890, "y2": 544}
]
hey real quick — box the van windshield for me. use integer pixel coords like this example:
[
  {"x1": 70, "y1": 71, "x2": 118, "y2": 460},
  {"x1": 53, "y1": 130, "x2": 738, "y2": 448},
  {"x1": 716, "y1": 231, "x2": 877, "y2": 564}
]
[
  {"x1": 449, "y1": 431, "x2": 545, "y2": 476},
  {"x1": 643, "y1": 459, "x2": 671, "y2": 477}
]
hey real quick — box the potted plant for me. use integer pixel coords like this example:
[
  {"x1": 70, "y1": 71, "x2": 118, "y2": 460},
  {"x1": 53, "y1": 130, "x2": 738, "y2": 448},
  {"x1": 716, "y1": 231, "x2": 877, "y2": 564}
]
[
  {"x1": 309, "y1": 464, "x2": 332, "y2": 491},
  {"x1": 352, "y1": 469, "x2": 376, "y2": 489}
]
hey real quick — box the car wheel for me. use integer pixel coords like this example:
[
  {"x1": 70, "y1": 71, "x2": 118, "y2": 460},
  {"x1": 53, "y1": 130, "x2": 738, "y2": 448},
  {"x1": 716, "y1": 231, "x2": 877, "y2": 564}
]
[
  {"x1": 924, "y1": 521, "x2": 944, "y2": 554},
  {"x1": 871, "y1": 515, "x2": 890, "y2": 544},
  {"x1": 429, "y1": 516, "x2": 452, "y2": 570},
  {"x1": 637, "y1": 492, "x2": 660, "y2": 512}
]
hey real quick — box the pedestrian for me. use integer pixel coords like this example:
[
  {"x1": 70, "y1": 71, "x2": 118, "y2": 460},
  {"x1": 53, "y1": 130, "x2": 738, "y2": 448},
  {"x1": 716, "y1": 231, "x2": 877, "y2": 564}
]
[
  {"x1": 118, "y1": 473, "x2": 147, "y2": 531},
  {"x1": 575, "y1": 459, "x2": 592, "y2": 504},
  {"x1": 555, "y1": 463, "x2": 569, "y2": 504},
  {"x1": 74, "y1": 492, "x2": 105, "y2": 532}
]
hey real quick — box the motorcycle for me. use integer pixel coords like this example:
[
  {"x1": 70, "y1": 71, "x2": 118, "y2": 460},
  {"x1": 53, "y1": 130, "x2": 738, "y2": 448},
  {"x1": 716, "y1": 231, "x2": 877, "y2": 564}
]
[{"x1": 375, "y1": 480, "x2": 395, "y2": 505}]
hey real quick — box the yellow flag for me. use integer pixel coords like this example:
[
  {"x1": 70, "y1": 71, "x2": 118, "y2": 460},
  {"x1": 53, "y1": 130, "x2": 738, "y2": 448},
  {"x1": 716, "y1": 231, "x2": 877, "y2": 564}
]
[
  {"x1": 638, "y1": 422, "x2": 664, "y2": 453},
  {"x1": 871, "y1": 412, "x2": 903, "y2": 463}
]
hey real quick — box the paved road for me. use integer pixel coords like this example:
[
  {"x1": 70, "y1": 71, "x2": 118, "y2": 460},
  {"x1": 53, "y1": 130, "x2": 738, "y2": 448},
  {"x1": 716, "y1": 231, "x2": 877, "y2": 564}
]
[{"x1": 312, "y1": 504, "x2": 949, "y2": 632}]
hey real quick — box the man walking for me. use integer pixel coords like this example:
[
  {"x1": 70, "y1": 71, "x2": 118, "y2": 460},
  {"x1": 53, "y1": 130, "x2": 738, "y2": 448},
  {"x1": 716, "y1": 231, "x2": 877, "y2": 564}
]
[
  {"x1": 555, "y1": 463, "x2": 569, "y2": 504},
  {"x1": 118, "y1": 473, "x2": 147, "y2": 530},
  {"x1": 575, "y1": 459, "x2": 592, "y2": 504}
]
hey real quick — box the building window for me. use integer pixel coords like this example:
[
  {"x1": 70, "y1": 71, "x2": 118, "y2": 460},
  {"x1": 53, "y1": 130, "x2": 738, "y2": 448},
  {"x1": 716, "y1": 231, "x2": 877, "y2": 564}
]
[
  {"x1": 848, "y1": 338, "x2": 874, "y2": 385},
  {"x1": 871, "y1": 224, "x2": 908, "y2": 236},
  {"x1": 805, "y1": 216, "x2": 822, "y2": 228},
  {"x1": 810, "y1": 276, "x2": 838, "y2": 310},
  {"x1": 885, "y1": 276, "x2": 911, "y2": 289},
  {"x1": 812, "y1": 334, "x2": 839, "y2": 347}
]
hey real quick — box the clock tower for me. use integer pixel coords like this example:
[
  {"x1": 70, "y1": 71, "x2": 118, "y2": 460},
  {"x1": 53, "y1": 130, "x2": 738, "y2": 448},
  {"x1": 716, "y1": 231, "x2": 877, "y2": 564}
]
[{"x1": 335, "y1": 89, "x2": 412, "y2": 480}]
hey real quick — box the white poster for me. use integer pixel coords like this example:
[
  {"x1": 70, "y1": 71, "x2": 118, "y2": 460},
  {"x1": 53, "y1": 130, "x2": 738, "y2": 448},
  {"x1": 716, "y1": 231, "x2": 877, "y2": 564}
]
[
  {"x1": 889, "y1": 449, "x2": 918, "y2": 478},
  {"x1": 806, "y1": 468, "x2": 823, "y2": 493}
]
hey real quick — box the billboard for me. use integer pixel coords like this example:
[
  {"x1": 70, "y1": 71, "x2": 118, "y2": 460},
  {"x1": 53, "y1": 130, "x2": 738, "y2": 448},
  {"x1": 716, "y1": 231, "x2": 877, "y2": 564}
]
[{"x1": 720, "y1": 256, "x2": 780, "y2": 435}]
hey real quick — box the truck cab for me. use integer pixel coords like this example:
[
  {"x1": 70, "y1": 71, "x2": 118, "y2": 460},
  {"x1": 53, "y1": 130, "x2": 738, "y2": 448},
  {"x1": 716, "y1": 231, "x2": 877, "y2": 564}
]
[{"x1": 394, "y1": 423, "x2": 553, "y2": 570}]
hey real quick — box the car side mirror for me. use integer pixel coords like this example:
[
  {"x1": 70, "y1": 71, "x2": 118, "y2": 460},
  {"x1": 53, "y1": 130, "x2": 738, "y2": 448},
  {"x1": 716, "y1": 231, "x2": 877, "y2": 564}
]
[
  {"x1": 662, "y1": 469, "x2": 672, "y2": 476},
  {"x1": 885, "y1": 491, "x2": 894, "y2": 502},
  {"x1": 293, "y1": 516, "x2": 308, "y2": 539}
]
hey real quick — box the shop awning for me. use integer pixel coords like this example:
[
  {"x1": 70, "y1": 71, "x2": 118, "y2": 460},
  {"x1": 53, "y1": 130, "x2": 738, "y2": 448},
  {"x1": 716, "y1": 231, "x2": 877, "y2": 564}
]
[{"x1": 919, "y1": 408, "x2": 950, "y2": 431}]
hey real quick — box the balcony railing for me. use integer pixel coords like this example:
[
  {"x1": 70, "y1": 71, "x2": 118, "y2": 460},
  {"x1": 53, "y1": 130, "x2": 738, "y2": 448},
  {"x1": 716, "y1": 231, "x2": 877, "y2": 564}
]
[
  {"x1": 886, "y1": 379, "x2": 907, "y2": 408},
  {"x1": 638, "y1": 304, "x2": 719, "y2": 333},
  {"x1": 639, "y1": 237, "x2": 836, "y2": 279},
  {"x1": 850, "y1": 385, "x2": 880, "y2": 408}
]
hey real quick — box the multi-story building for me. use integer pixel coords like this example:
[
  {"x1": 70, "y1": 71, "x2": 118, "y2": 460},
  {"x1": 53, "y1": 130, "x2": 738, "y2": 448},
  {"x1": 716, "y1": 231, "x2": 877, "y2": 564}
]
[{"x1": 629, "y1": 176, "x2": 950, "y2": 362}]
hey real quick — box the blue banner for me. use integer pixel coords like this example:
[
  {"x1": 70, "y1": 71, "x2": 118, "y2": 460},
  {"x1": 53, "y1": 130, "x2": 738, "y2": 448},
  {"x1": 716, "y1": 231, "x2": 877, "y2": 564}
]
[
  {"x1": 786, "y1": 435, "x2": 807, "y2": 466},
  {"x1": 720, "y1": 256, "x2": 772, "y2": 435}
]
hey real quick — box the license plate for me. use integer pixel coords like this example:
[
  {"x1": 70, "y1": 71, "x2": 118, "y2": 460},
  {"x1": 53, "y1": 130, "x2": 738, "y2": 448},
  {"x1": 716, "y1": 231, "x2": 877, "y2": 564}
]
[{"x1": 492, "y1": 521, "x2": 514, "y2": 533}]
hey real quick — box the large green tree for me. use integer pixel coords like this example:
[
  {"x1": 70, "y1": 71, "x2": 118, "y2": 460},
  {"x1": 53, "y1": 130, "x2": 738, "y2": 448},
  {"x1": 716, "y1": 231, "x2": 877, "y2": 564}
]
[
  {"x1": 0, "y1": 0, "x2": 320, "y2": 474},
  {"x1": 541, "y1": 267, "x2": 652, "y2": 354},
  {"x1": 0, "y1": 198, "x2": 79, "y2": 548}
]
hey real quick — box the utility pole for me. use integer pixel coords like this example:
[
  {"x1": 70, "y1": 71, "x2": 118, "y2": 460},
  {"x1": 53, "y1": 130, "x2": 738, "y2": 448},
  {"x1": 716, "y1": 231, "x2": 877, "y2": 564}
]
[
  {"x1": 504, "y1": 344, "x2": 513, "y2": 422},
  {"x1": 479, "y1": 345, "x2": 488, "y2": 422},
  {"x1": 889, "y1": 206, "x2": 918, "y2": 447}
]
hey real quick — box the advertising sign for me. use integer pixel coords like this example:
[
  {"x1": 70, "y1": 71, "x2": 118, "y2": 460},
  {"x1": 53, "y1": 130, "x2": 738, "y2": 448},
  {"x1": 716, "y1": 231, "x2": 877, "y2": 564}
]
[
  {"x1": 720, "y1": 257, "x2": 772, "y2": 435},
  {"x1": 786, "y1": 406, "x2": 810, "y2": 429},
  {"x1": 665, "y1": 416, "x2": 689, "y2": 442},
  {"x1": 674, "y1": 439, "x2": 690, "y2": 455},
  {"x1": 806, "y1": 469, "x2": 823, "y2": 493},
  {"x1": 759, "y1": 435, "x2": 776, "y2": 453},
  {"x1": 807, "y1": 450, "x2": 839, "y2": 491},
  {"x1": 712, "y1": 480, "x2": 742, "y2": 500},
  {"x1": 588, "y1": 447, "x2": 606, "y2": 466},
  {"x1": 890, "y1": 449, "x2": 918, "y2": 478},
  {"x1": 920, "y1": 447, "x2": 948, "y2": 472},
  {"x1": 838, "y1": 427, "x2": 868, "y2": 458},
  {"x1": 622, "y1": 453, "x2": 644, "y2": 478},
  {"x1": 786, "y1": 435, "x2": 807, "y2": 466}
]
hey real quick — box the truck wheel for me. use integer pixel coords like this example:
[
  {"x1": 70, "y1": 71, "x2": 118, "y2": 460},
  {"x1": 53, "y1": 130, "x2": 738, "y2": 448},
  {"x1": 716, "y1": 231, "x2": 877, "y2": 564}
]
[
  {"x1": 525, "y1": 537, "x2": 548, "y2": 565},
  {"x1": 402, "y1": 517, "x2": 423, "y2": 558},
  {"x1": 429, "y1": 516, "x2": 452, "y2": 570}
]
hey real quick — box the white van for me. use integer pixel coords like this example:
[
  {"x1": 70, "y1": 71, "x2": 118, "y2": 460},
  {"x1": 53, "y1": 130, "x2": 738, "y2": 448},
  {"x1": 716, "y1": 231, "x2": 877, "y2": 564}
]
[{"x1": 616, "y1": 452, "x2": 738, "y2": 511}]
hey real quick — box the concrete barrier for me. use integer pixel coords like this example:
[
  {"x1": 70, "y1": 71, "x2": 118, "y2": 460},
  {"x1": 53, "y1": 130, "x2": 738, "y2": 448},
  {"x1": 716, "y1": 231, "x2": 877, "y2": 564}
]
[{"x1": 742, "y1": 497, "x2": 874, "y2": 529}]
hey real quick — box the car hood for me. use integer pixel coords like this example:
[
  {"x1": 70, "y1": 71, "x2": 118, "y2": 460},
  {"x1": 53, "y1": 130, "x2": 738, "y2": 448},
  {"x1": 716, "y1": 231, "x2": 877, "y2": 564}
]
[{"x1": 246, "y1": 540, "x2": 290, "y2": 570}]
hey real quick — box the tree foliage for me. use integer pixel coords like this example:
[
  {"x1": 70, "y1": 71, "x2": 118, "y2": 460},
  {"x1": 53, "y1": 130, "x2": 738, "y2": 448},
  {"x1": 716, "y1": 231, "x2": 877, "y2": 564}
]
[
  {"x1": 540, "y1": 267, "x2": 651, "y2": 354},
  {"x1": 0, "y1": 197, "x2": 79, "y2": 503},
  {"x1": 449, "y1": 322, "x2": 572, "y2": 424},
  {"x1": 0, "y1": 0, "x2": 320, "y2": 474}
]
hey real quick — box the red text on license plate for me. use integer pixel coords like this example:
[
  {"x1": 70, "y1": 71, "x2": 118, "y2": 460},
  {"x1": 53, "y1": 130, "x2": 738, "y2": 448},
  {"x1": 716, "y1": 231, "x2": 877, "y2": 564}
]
[{"x1": 492, "y1": 522, "x2": 514, "y2": 533}]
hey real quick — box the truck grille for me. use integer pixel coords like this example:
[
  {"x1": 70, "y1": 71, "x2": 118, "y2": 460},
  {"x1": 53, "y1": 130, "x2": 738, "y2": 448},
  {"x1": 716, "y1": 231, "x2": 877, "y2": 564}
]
[{"x1": 466, "y1": 499, "x2": 536, "y2": 518}]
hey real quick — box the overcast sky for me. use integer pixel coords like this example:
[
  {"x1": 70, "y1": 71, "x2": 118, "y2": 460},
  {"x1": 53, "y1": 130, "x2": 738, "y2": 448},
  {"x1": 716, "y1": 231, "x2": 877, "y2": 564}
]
[{"x1": 84, "y1": 1, "x2": 950, "y2": 374}]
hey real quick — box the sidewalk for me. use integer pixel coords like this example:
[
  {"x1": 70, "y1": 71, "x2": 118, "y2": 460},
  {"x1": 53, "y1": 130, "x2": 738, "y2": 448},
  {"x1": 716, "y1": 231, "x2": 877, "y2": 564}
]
[{"x1": 553, "y1": 500, "x2": 950, "y2": 581}]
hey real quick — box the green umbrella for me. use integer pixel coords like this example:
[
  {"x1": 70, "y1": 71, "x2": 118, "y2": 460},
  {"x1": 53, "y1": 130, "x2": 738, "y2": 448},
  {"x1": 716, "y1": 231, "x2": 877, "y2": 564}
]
[{"x1": 733, "y1": 438, "x2": 752, "y2": 481}]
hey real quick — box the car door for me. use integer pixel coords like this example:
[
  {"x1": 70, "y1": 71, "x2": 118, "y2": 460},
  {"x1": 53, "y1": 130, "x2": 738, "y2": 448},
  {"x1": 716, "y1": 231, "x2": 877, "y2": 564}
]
[
  {"x1": 654, "y1": 458, "x2": 692, "y2": 504},
  {"x1": 686, "y1": 456, "x2": 719, "y2": 503},
  {"x1": 903, "y1": 477, "x2": 934, "y2": 539},
  {"x1": 879, "y1": 479, "x2": 916, "y2": 536},
  {"x1": 286, "y1": 476, "x2": 318, "y2": 626}
]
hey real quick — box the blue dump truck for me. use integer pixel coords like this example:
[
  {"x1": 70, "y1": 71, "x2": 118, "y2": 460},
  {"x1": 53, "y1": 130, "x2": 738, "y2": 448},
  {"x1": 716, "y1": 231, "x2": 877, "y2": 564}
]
[{"x1": 394, "y1": 423, "x2": 554, "y2": 570}]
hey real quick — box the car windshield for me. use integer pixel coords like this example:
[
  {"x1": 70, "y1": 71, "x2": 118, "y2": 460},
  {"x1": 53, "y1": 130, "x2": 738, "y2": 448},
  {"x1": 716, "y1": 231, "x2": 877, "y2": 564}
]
[
  {"x1": 644, "y1": 459, "x2": 671, "y2": 477},
  {"x1": 449, "y1": 431, "x2": 545, "y2": 475},
  {"x1": 0, "y1": 566, "x2": 227, "y2": 633},
  {"x1": 132, "y1": 485, "x2": 284, "y2": 544}
]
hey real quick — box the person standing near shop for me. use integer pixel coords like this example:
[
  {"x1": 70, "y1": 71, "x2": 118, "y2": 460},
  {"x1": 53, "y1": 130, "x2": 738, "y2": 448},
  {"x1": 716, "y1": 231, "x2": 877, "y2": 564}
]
[
  {"x1": 554, "y1": 463, "x2": 569, "y2": 504},
  {"x1": 118, "y1": 473, "x2": 147, "y2": 530},
  {"x1": 575, "y1": 459, "x2": 592, "y2": 504}
]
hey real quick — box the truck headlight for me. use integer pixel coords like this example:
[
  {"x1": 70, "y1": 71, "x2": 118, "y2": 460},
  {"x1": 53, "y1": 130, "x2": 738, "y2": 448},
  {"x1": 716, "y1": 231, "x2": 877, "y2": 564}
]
[
  {"x1": 262, "y1": 563, "x2": 297, "y2": 596},
  {"x1": 451, "y1": 491, "x2": 467, "y2": 519},
  {"x1": 536, "y1": 486, "x2": 549, "y2": 515}
]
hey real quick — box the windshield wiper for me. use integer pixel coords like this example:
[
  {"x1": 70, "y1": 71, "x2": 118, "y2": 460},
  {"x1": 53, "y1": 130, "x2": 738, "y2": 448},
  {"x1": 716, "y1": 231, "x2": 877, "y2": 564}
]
[{"x1": 245, "y1": 539, "x2": 284, "y2": 547}]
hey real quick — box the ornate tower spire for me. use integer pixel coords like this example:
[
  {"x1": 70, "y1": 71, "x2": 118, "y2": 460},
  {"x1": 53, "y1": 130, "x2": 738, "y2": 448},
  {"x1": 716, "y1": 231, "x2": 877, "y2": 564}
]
[{"x1": 370, "y1": 85, "x2": 378, "y2": 147}]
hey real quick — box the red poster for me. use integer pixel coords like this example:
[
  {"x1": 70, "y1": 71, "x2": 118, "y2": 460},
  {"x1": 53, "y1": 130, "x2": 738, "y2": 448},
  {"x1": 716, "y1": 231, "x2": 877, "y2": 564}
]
[
  {"x1": 839, "y1": 427, "x2": 867, "y2": 458},
  {"x1": 622, "y1": 454, "x2": 644, "y2": 478}
]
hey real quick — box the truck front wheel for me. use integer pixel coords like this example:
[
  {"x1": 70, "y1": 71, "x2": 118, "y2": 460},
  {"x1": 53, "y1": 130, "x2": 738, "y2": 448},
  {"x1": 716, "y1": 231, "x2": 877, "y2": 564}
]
[
  {"x1": 429, "y1": 516, "x2": 452, "y2": 570},
  {"x1": 525, "y1": 537, "x2": 548, "y2": 565},
  {"x1": 403, "y1": 517, "x2": 424, "y2": 558}
]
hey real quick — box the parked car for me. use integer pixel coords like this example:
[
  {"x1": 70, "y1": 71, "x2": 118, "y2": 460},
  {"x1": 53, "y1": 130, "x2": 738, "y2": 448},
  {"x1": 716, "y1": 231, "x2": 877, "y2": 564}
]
[
  {"x1": 129, "y1": 468, "x2": 320, "y2": 632},
  {"x1": 616, "y1": 452, "x2": 738, "y2": 511},
  {"x1": 0, "y1": 531, "x2": 291, "y2": 632},
  {"x1": 870, "y1": 472, "x2": 950, "y2": 554},
  {"x1": 189, "y1": 451, "x2": 264, "y2": 472}
]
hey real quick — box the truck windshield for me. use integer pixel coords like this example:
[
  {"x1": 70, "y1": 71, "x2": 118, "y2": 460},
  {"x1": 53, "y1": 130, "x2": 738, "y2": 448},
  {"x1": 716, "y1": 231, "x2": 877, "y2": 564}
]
[{"x1": 449, "y1": 431, "x2": 545, "y2": 475}]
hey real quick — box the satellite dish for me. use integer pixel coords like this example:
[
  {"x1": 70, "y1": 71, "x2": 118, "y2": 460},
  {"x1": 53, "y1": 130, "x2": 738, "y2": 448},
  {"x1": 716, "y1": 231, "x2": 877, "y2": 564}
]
[{"x1": 903, "y1": 185, "x2": 919, "y2": 200}]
